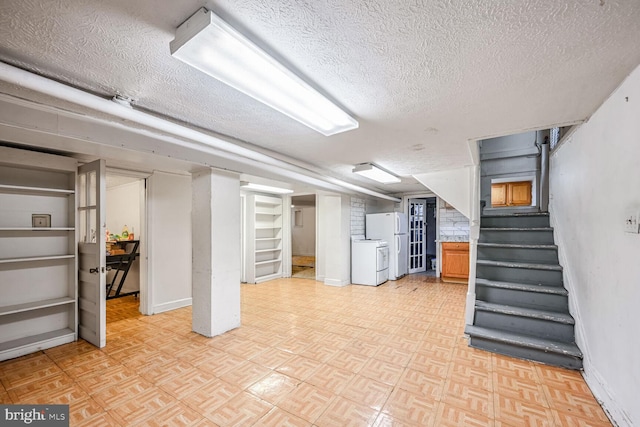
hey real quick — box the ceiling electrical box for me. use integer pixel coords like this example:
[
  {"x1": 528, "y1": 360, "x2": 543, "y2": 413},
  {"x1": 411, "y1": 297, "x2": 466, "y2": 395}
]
[{"x1": 624, "y1": 210, "x2": 640, "y2": 234}]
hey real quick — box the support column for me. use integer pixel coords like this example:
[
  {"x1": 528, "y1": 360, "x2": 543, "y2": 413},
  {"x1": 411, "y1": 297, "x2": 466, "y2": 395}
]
[
  {"x1": 318, "y1": 192, "x2": 351, "y2": 286},
  {"x1": 191, "y1": 168, "x2": 241, "y2": 337}
]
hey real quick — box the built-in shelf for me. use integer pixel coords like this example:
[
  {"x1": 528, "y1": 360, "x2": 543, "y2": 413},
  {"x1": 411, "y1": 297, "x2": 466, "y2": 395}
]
[
  {"x1": 0, "y1": 328, "x2": 76, "y2": 354},
  {"x1": 0, "y1": 146, "x2": 79, "y2": 362},
  {"x1": 246, "y1": 194, "x2": 284, "y2": 284},
  {"x1": 255, "y1": 211, "x2": 281, "y2": 216},
  {"x1": 0, "y1": 227, "x2": 75, "y2": 231},
  {"x1": 0, "y1": 184, "x2": 75, "y2": 196},
  {"x1": 255, "y1": 259, "x2": 282, "y2": 266},
  {"x1": 0, "y1": 254, "x2": 75, "y2": 264},
  {"x1": 0, "y1": 297, "x2": 75, "y2": 317},
  {"x1": 256, "y1": 200, "x2": 281, "y2": 207}
]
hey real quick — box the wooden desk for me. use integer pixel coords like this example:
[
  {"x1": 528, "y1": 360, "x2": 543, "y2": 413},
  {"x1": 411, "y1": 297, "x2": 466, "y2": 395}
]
[{"x1": 106, "y1": 240, "x2": 139, "y2": 299}]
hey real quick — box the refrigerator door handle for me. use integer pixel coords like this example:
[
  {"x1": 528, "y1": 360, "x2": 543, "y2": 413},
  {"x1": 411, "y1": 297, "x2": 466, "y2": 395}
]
[
  {"x1": 396, "y1": 235, "x2": 401, "y2": 254},
  {"x1": 396, "y1": 215, "x2": 400, "y2": 234}
]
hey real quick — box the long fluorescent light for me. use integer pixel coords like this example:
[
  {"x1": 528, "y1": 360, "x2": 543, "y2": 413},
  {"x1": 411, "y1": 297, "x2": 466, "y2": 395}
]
[
  {"x1": 171, "y1": 8, "x2": 358, "y2": 136},
  {"x1": 240, "y1": 182, "x2": 293, "y2": 194},
  {"x1": 352, "y1": 163, "x2": 401, "y2": 184}
]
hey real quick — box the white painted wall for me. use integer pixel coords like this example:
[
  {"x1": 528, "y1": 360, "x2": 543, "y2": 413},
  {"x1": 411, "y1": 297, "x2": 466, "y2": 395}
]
[
  {"x1": 106, "y1": 181, "x2": 141, "y2": 239},
  {"x1": 291, "y1": 206, "x2": 316, "y2": 256},
  {"x1": 550, "y1": 65, "x2": 640, "y2": 427},
  {"x1": 317, "y1": 192, "x2": 351, "y2": 286},
  {"x1": 106, "y1": 180, "x2": 142, "y2": 293},
  {"x1": 147, "y1": 171, "x2": 192, "y2": 313},
  {"x1": 413, "y1": 167, "x2": 471, "y2": 218}
]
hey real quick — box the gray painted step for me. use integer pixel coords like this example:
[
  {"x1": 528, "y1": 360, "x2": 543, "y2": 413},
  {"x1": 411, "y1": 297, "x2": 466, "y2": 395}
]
[
  {"x1": 476, "y1": 259, "x2": 563, "y2": 286},
  {"x1": 477, "y1": 243, "x2": 559, "y2": 265},
  {"x1": 474, "y1": 301, "x2": 575, "y2": 342},
  {"x1": 465, "y1": 325, "x2": 583, "y2": 370},
  {"x1": 479, "y1": 228, "x2": 555, "y2": 244},
  {"x1": 482, "y1": 213, "x2": 550, "y2": 228},
  {"x1": 475, "y1": 278, "x2": 569, "y2": 311}
]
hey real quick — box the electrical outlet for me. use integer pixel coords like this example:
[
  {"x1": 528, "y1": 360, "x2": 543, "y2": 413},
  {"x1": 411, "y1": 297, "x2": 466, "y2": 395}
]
[{"x1": 624, "y1": 211, "x2": 640, "y2": 234}]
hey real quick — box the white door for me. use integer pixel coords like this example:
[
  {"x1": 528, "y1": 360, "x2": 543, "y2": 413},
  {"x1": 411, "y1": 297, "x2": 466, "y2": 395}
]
[
  {"x1": 77, "y1": 160, "x2": 106, "y2": 348},
  {"x1": 409, "y1": 199, "x2": 427, "y2": 274}
]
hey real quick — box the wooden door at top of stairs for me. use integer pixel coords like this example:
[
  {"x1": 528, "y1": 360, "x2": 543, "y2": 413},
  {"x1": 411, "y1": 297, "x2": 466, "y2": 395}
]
[{"x1": 77, "y1": 159, "x2": 106, "y2": 348}]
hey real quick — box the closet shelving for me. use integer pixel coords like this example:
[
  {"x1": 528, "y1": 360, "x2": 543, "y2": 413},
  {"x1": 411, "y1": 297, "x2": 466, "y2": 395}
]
[
  {"x1": 0, "y1": 147, "x2": 78, "y2": 361},
  {"x1": 245, "y1": 194, "x2": 283, "y2": 283}
]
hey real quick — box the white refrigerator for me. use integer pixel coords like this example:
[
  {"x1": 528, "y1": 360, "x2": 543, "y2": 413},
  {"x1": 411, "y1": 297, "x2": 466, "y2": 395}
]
[{"x1": 365, "y1": 212, "x2": 408, "y2": 280}]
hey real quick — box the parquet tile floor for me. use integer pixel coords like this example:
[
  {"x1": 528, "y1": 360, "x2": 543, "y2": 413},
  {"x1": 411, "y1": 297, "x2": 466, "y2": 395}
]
[{"x1": 0, "y1": 276, "x2": 611, "y2": 426}]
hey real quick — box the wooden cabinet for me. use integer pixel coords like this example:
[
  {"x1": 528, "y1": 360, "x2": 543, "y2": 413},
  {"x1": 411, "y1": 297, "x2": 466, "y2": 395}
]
[
  {"x1": 0, "y1": 146, "x2": 78, "y2": 361},
  {"x1": 491, "y1": 181, "x2": 532, "y2": 207},
  {"x1": 441, "y1": 242, "x2": 469, "y2": 283},
  {"x1": 245, "y1": 194, "x2": 283, "y2": 284}
]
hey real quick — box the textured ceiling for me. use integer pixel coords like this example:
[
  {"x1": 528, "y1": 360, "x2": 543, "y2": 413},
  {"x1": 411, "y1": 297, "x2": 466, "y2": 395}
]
[{"x1": 1, "y1": 0, "x2": 640, "y2": 195}]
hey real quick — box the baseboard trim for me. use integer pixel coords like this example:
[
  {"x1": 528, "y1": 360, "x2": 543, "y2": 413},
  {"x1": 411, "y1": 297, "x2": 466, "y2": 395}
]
[
  {"x1": 153, "y1": 297, "x2": 192, "y2": 314},
  {"x1": 324, "y1": 278, "x2": 349, "y2": 287},
  {"x1": 583, "y1": 363, "x2": 633, "y2": 426}
]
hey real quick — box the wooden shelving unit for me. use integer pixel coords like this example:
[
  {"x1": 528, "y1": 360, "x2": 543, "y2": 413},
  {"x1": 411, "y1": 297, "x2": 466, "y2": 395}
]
[
  {"x1": 245, "y1": 194, "x2": 283, "y2": 284},
  {"x1": 0, "y1": 146, "x2": 78, "y2": 361}
]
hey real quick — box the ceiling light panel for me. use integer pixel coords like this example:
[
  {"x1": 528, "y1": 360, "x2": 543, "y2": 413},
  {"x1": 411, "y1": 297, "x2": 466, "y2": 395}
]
[
  {"x1": 171, "y1": 8, "x2": 358, "y2": 136},
  {"x1": 352, "y1": 163, "x2": 401, "y2": 184},
  {"x1": 240, "y1": 182, "x2": 294, "y2": 194}
]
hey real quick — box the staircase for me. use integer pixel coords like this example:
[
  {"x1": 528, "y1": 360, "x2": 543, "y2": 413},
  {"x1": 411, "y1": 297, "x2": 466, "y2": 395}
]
[{"x1": 465, "y1": 212, "x2": 583, "y2": 369}]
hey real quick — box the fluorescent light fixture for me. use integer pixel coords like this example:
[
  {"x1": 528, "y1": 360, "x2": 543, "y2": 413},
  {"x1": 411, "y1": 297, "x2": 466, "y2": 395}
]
[
  {"x1": 240, "y1": 181, "x2": 293, "y2": 194},
  {"x1": 171, "y1": 8, "x2": 358, "y2": 136},
  {"x1": 352, "y1": 163, "x2": 401, "y2": 184}
]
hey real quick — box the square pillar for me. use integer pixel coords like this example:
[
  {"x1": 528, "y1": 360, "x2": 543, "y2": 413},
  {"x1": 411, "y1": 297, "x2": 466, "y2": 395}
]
[{"x1": 191, "y1": 168, "x2": 241, "y2": 336}]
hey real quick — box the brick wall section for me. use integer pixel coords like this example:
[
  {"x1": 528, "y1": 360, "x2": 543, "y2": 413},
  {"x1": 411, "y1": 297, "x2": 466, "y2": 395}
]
[
  {"x1": 439, "y1": 204, "x2": 469, "y2": 241},
  {"x1": 351, "y1": 197, "x2": 366, "y2": 236}
]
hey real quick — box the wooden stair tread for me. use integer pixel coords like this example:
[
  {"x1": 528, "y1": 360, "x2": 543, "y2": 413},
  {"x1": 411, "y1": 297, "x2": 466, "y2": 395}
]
[
  {"x1": 475, "y1": 301, "x2": 574, "y2": 324},
  {"x1": 480, "y1": 227, "x2": 553, "y2": 231},
  {"x1": 475, "y1": 278, "x2": 568, "y2": 295},
  {"x1": 465, "y1": 325, "x2": 582, "y2": 358},
  {"x1": 476, "y1": 259, "x2": 562, "y2": 271},
  {"x1": 477, "y1": 242, "x2": 557, "y2": 250},
  {"x1": 481, "y1": 212, "x2": 549, "y2": 218}
]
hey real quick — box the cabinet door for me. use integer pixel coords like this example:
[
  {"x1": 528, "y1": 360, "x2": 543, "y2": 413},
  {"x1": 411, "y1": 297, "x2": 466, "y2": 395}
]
[
  {"x1": 491, "y1": 181, "x2": 532, "y2": 207},
  {"x1": 509, "y1": 181, "x2": 532, "y2": 206},
  {"x1": 491, "y1": 183, "x2": 508, "y2": 207},
  {"x1": 442, "y1": 243, "x2": 470, "y2": 279}
]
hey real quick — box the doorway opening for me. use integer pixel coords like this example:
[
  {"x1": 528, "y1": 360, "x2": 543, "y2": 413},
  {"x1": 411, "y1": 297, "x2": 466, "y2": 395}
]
[
  {"x1": 408, "y1": 197, "x2": 437, "y2": 276},
  {"x1": 291, "y1": 194, "x2": 316, "y2": 280},
  {"x1": 105, "y1": 170, "x2": 147, "y2": 324}
]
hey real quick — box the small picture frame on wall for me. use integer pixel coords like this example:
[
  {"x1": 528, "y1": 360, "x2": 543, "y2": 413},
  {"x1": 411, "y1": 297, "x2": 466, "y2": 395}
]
[{"x1": 32, "y1": 214, "x2": 51, "y2": 228}]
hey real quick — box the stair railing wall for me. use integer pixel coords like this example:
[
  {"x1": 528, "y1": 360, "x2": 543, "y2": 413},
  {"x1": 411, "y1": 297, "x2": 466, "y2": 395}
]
[
  {"x1": 465, "y1": 158, "x2": 481, "y2": 325},
  {"x1": 540, "y1": 139, "x2": 550, "y2": 212}
]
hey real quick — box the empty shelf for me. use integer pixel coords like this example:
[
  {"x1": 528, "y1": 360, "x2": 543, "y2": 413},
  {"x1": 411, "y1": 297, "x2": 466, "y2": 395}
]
[{"x1": 0, "y1": 297, "x2": 75, "y2": 317}]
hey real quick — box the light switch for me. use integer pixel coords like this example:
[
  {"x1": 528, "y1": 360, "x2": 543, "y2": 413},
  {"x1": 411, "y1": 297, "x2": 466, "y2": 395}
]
[{"x1": 624, "y1": 211, "x2": 640, "y2": 234}]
